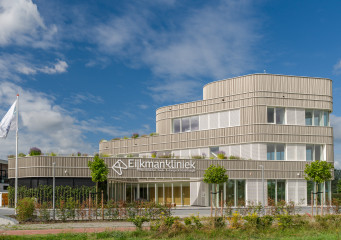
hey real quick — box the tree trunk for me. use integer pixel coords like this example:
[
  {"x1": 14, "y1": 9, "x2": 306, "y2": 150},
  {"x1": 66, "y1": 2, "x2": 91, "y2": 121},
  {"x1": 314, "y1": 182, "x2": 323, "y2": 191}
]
[{"x1": 96, "y1": 182, "x2": 98, "y2": 220}]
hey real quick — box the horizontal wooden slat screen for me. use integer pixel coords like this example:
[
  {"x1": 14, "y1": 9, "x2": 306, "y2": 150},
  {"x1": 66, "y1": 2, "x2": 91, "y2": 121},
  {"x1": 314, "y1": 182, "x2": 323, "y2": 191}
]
[{"x1": 9, "y1": 156, "x2": 330, "y2": 180}]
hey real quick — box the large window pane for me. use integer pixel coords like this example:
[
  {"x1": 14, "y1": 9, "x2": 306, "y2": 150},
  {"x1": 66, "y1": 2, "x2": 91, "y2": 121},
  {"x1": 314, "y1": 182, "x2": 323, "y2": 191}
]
[
  {"x1": 306, "y1": 145, "x2": 314, "y2": 161},
  {"x1": 276, "y1": 108, "x2": 285, "y2": 124},
  {"x1": 226, "y1": 180, "x2": 235, "y2": 206},
  {"x1": 277, "y1": 180, "x2": 286, "y2": 202},
  {"x1": 315, "y1": 145, "x2": 321, "y2": 160},
  {"x1": 210, "y1": 146, "x2": 219, "y2": 158},
  {"x1": 236, "y1": 180, "x2": 245, "y2": 206},
  {"x1": 307, "y1": 181, "x2": 314, "y2": 205},
  {"x1": 173, "y1": 119, "x2": 181, "y2": 133},
  {"x1": 191, "y1": 116, "x2": 199, "y2": 131},
  {"x1": 324, "y1": 111, "x2": 329, "y2": 126},
  {"x1": 267, "y1": 144, "x2": 275, "y2": 160},
  {"x1": 314, "y1": 110, "x2": 321, "y2": 126},
  {"x1": 267, "y1": 108, "x2": 274, "y2": 123},
  {"x1": 305, "y1": 110, "x2": 313, "y2": 125},
  {"x1": 267, "y1": 180, "x2": 276, "y2": 205},
  {"x1": 276, "y1": 144, "x2": 285, "y2": 160},
  {"x1": 181, "y1": 117, "x2": 190, "y2": 132}
]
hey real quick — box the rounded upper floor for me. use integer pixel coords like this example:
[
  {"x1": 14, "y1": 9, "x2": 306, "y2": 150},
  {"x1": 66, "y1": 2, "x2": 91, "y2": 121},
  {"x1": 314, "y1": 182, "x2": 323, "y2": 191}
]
[{"x1": 202, "y1": 73, "x2": 332, "y2": 100}]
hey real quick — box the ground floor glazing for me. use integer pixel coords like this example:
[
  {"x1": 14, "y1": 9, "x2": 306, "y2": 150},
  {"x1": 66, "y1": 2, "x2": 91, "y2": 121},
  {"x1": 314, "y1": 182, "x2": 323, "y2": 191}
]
[{"x1": 108, "y1": 179, "x2": 332, "y2": 207}]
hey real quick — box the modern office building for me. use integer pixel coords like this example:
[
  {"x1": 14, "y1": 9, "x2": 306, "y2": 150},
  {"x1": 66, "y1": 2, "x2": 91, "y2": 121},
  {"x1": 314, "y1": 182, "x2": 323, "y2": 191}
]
[{"x1": 9, "y1": 74, "x2": 333, "y2": 207}]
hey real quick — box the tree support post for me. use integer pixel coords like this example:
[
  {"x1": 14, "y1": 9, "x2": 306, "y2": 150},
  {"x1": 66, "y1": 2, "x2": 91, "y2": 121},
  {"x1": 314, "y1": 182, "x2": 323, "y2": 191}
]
[
  {"x1": 89, "y1": 192, "x2": 91, "y2": 220},
  {"x1": 102, "y1": 190, "x2": 104, "y2": 221}
]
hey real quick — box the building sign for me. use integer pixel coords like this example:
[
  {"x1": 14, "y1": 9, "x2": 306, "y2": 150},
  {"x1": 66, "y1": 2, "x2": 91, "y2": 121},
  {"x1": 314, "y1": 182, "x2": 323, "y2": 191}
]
[{"x1": 112, "y1": 159, "x2": 196, "y2": 176}]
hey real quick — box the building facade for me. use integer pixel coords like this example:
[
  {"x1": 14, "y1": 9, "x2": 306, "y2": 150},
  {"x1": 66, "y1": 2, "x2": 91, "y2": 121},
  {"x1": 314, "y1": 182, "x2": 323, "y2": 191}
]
[{"x1": 9, "y1": 74, "x2": 334, "y2": 207}]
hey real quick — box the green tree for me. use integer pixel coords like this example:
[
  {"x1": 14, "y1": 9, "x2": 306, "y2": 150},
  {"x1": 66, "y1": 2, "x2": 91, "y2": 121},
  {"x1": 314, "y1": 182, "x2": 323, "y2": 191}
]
[
  {"x1": 203, "y1": 165, "x2": 229, "y2": 216},
  {"x1": 88, "y1": 156, "x2": 109, "y2": 205},
  {"x1": 304, "y1": 160, "x2": 333, "y2": 215}
]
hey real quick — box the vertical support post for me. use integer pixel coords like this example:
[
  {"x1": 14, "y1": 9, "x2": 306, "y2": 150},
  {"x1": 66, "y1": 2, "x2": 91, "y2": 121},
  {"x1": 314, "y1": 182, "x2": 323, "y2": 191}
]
[
  {"x1": 171, "y1": 183, "x2": 174, "y2": 205},
  {"x1": 155, "y1": 183, "x2": 157, "y2": 204},
  {"x1": 259, "y1": 165, "x2": 265, "y2": 216},
  {"x1": 311, "y1": 191, "x2": 313, "y2": 216},
  {"x1": 163, "y1": 183, "x2": 165, "y2": 204},
  {"x1": 14, "y1": 94, "x2": 19, "y2": 213},
  {"x1": 102, "y1": 190, "x2": 104, "y2": 220},
  {"x1": 89, "y1": 192, "x2": 91, "y2": 220},
  {"x1": 210, "y1": 191, "x2": 213, "y2": 218},
  {"x1": 321, "y1": 183, "x2": 324, "y2": 216},
  {"x1": 180, "y1": 183, "x2": 183, "y2": 206},
  {"x1": 52, "y1": 162, "x2": 56, "y2": 220},
  {"x1": 221, "y1": 190, "x2": 223, "y2": 217}
]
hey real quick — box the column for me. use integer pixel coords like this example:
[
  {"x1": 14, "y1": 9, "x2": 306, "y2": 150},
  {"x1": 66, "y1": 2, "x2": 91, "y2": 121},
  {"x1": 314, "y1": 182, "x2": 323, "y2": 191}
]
[{"x1": 172, "y1": 183, "x2": 174, "y2": 204}]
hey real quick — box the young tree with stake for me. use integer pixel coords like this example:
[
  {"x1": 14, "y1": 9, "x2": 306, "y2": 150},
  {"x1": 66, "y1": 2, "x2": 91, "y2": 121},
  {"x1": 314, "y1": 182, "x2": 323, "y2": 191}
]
[
  {"x1": 203, "y1": 164, "x2": 229, "y2": 217},
  {"x1": 304, "y1": 160, "x2": 333, "y2": 215},
  {"x1": 88, "y1": 156, "x2": 109, "y2": 207}
]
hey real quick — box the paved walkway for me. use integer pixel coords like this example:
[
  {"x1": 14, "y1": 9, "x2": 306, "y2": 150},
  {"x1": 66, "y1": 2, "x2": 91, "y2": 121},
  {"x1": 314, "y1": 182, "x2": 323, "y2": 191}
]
[{"x1": 0, "y1": 207, "x2": 17, "y2": 226}]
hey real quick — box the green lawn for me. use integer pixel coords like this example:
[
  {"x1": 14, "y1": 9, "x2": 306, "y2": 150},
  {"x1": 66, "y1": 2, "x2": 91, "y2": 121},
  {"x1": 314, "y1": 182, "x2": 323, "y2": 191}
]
[{"x1": 2, "y1": 228, "x2": 341, "y2": 240}]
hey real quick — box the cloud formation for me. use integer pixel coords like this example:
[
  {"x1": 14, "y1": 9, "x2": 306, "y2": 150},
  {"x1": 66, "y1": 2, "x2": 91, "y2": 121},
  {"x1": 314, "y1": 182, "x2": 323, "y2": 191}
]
[
  {"x1": 92, "y1": 0, "x2": 261, "y2": 102},
  {"x1": 0, "y1": 0, "x2": 57, "y2": 48},
  {"x1": 0, "y1": 81, "x2": 128, "y2": 158}
]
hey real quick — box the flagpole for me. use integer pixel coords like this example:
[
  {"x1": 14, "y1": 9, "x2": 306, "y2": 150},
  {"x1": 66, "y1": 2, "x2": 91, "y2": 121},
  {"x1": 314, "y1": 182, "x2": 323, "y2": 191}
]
[{"x1": 15, "y1": 94, "x2": 19, "y2": 213}]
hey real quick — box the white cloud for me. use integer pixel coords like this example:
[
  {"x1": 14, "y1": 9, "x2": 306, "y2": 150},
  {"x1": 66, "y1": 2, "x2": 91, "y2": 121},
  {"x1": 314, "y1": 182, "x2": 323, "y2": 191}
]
[
  {"x1": 333, "y1": 60, "x2": 341, "y2": 74},
  {"x1": 0, "y1": 0, "x2": 57, "y2": 48},
  {"x1": 92, "y1": 0, "x2": 260, "y2": 102},
  {"x1": 0, "y1": 81, "x2": 127, "y2": 159},
  {"x1": 39, "y1": 60, "x2": 68, "y2": 74},
  {"x1": 66, "y1": 93, "x2": 104, "y2": 105},
  {"x1": 0, "y1": 54, "x2": 68, "y2": 80}
]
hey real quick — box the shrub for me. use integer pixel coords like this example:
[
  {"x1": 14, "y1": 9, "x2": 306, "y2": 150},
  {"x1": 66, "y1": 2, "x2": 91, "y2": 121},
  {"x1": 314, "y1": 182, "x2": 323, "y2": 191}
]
[
  {"x1": 214, "y1": 216, "x2": 225, "y2": 228},
  {"x1": 229, "y1": 155, "x2": 240, "y2": 160},
  {"x1": 191, "y1": 215, "x2": 203, "y2": 229},
  {"x1": 112, "y1": 138, "x2": 120, "y2": 140},
  {"x1": 230, "y1": 212, "x2": 242, "y2": 228},
  {"x1": 16, "y1": 197, "x2": 35, "y2": 222},
  {"x1": 66, "y1": 197, "x2": 76, "y2": 220},
  {"x1": 18, "y1": 153, "x2": 26, "y2": 157},
  {"x1": 49, "y1": 152, "x2": 57, "y2": 156},
  {"x1": 244, "y1": 213, "x2": 274, "y2": 229},
  {"x1": 217, "y1": 151, "x2": 227, "y2": 159},
  {"x1": 123, "y1": 136, "x2": 129, "y2": 139},
  {"x1": 129, "y1": 215, "x2": 148, "y2": 230},
  {"x1": 29, "y1": 147, "x2": 42, "y2": 156},
  {"x1": 37, "y1": 202, "x2": 50, "y2": 222},
  {"x1": 150, "y1": 132, "x2": 158, "y2": 136},
  {"x1": 132, "y1": 133, "x2": 139, "y2": 138},
  {"x1": 151, "y1": 151, "x2": 157, "y2": 158},
  {"x1": 7, "y1": 154, "x2": 15, "y2": 158},
  {"x1": 192, "y1": 155, "x2": 204, "y2": 159},
  {"x1": 77, "y1": 152, "x2": 81, "y2": 156},
  {"x1": 276, "y1": 214, "x2": 293, "y2": 229},
  {"x1": 57, "y1": 200, "x2": 67, "y2": 222},
  {"x1": 184, "y1": 217, "x2": 192, "y2": 226}
]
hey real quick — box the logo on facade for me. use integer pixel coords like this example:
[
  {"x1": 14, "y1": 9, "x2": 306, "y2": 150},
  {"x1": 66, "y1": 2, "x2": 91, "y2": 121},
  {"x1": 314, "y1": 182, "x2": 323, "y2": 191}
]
[
  {"x1": 112, "y1": 158, "x2": 196, "y2": 176},
  {"x1": 112, "y1": 160, "x2": 128, "y2": 175}
]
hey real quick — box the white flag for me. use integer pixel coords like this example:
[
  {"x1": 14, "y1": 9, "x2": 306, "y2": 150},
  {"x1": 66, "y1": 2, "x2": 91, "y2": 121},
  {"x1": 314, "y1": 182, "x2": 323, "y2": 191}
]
[{"x1": 0, "y1": 100, "x2": 17, "y2": 139}]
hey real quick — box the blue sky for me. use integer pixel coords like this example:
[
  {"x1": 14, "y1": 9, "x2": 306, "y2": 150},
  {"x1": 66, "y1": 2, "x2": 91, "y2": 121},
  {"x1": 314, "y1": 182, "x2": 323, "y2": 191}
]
[{"x1": 1, "y1": 0, "x2": 341, "y2": 166}]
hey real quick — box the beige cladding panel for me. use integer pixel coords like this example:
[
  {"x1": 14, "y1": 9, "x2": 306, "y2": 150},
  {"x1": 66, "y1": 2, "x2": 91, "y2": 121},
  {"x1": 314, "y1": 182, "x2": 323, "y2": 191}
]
[{"x1": 9, "y1": 156, "x2": 326, "y2": 180}]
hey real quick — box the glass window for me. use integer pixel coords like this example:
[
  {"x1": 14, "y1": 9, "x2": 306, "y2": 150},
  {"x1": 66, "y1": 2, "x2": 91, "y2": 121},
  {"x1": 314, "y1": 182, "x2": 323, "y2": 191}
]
[
  {"x1": 276, "y1": 108, "x2": 285, "y2": 124},
  {"x1": 226, "y1": 180, "x2": 235, "y2": 206},
  {"x1": 314, "y1": 110, "x2": 321, "y2": 126},
  {"x1": 267, "y1": 108, "x2": 274, "y2": 123},
  {"x1": 173, "y1": 119, "x2": 181, "y2": 133},
  {"x1": 306, "y1": 145, "x2": 314, "y2": 161},
  {"x1": 305, "y1": 110, "x2": 313, "y2": 126},
  {"x1": 276, "y1": 144, "x2": 285, "y2": 160},
  {"x1": 315, "y1": 145, "x2": 321, "y2": 161},
  {"x1": 181, "y1": 117, "x2": 190, "y2": 132},
  {"x1": 236, "y1": 180, "x2": 245, "y2": 206},
  {"x1": 277, "y1": 180, "x2": 286, "y2": 202},
  {"x1": 267, "y1": 144, "x2": 275, "y2": 160},
  {"x1": 267, "y1": 180, "x2": 276, "y2": 205},
  {"x1": 324, "y1": 111, "x2": 329, "y2": 126},
  {"x1": 191, "y1": 116, "x2": 199, "y2": 131},
  {"x1": 307, "y1": 181, "x2": 314, "y2": 205},
  {"x1": 210, "y1": 146, "x2": 219, "y2": 158}
]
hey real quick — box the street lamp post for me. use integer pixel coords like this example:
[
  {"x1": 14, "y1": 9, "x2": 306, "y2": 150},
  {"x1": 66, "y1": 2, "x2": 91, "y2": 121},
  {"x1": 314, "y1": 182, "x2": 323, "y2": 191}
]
[
  {"x1": 259, "y1": 165, "x2": 265, "y2": 215},
  {"x1": 52, "y1": 162, "x2": 55, "y2": 220}
]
